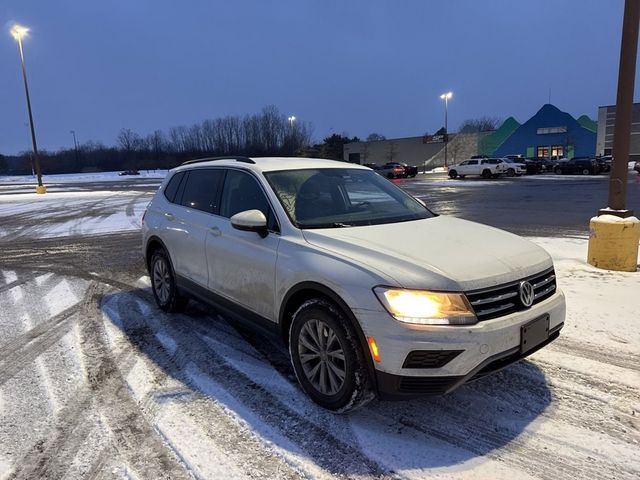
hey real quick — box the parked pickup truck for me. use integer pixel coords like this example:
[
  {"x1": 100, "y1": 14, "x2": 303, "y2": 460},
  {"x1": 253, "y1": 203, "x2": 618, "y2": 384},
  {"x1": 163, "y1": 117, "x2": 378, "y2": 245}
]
[{"x1": 448, "y1": 158, "x2": 508, "y2": 179}]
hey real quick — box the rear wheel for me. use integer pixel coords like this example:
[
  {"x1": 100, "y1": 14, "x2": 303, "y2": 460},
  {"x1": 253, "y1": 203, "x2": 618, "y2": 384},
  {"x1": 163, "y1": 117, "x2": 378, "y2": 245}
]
[
  {"x1": 289, "y1": 299, "x2": 373, "y2": 412},
  {"x1": 150, "y1": 249, "x2": 188, "y2": 312},
  {"x1": 482, "y1": 169, "x2": 492, "y2": 179},
  {"x1": 555, "y1": 168, "x2": 563, "y2": 175},
  {"x1": 582, "y1": 168, "x2": 590, "y2": 175},
  {"x1": 448, "y1": 170, "x2": 458, "y2": 179}
]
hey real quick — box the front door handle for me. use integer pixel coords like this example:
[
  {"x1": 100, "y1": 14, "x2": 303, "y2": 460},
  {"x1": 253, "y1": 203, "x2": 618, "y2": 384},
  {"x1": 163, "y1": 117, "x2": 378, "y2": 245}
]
[
  {"x1": 210, "y1": 226, "x2": 222, "y2": 237},
  {"x1": 164, "y1": 212, "x2": 174, "y2": 221}
]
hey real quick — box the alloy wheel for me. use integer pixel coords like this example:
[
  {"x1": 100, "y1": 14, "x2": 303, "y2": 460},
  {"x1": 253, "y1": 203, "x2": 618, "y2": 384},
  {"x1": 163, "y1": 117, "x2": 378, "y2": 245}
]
[
  {"x1": 297, "y1": 318, "x2": 346, "y2": 396},
  {"x1": 153, "y1": 257, "x2": 171, "y2": 304}
]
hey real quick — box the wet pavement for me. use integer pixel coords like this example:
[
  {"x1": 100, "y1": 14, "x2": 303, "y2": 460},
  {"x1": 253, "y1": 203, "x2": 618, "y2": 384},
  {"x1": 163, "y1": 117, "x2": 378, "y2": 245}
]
[{"x1": 399, "y1": 172, "x2": 640, "y2": 237}]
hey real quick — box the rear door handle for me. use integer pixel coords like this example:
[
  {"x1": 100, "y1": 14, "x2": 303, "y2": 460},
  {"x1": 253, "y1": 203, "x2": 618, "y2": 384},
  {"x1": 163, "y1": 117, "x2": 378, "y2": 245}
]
[
  {"x1": 164, "y1": 212, "x2": 174, "y2": 221},
  {"x1": 210, "y1": 226, "x2": 222, "y2": 237}
]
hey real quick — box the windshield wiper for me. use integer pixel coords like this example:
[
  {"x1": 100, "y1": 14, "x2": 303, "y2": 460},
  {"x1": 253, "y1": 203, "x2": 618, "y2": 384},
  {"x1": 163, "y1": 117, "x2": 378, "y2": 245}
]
[{"x1": 332, "y1": 222, "x2": 353, "y2": 228}]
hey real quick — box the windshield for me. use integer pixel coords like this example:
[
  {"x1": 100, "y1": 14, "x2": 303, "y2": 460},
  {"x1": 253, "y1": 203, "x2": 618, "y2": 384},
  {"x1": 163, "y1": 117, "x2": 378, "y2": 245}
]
[{"x1": 264, "y1": 168, "x2": 434, "y2": 228}]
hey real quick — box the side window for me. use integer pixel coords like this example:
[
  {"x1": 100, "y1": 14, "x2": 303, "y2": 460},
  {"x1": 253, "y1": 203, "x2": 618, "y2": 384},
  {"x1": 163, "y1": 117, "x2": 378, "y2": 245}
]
[
  {"x1": 469, "y1": 160, "x2": 479, "y2": 165},
  {"x1": 481, "y1": 160, "x2": 488, "y2": 164},
  {"x1": 180, "y1": 169, "x2": 225, "y2": 214},
  {"x1": 460, "y1": 160, "x2": 469, "y2": 166},
  {"x1": 220, "y1": 170, "x2": 278, "y2": 231},
  {"x1": 163, "y1": 171, "x2": 185, "y2": 203}
]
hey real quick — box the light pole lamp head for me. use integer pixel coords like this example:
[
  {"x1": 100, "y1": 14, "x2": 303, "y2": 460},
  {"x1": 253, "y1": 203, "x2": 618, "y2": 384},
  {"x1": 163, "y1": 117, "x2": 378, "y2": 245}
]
[
  {"x1": 288, "y1": 116, "x2": 296, "y2": 122},
  {"x1": 440, "y1": 91, "x2": 453, "y2": 100},
  {"x1": 10, "y1": 24, "x2": 29, "y2": 41}
]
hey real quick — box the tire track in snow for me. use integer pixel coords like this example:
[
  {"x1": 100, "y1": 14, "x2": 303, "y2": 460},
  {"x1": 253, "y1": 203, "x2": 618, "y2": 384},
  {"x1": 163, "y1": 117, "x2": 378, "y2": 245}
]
[
  {"x1": 0, "y1": 303, "x2": 81, "y2": 386},
  {"x1": 77, "y1": 283, "x2": 191, "y2": 480},
  {"x1": 549, "y1": 337, "x2": 640, "y2": 372}
]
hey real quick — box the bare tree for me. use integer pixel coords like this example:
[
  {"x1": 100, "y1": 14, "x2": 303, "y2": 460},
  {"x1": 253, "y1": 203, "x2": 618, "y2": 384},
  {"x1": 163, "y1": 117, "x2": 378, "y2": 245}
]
[
  {"x1": 366, "y1": 133, "x2": 386, "y2": 142},
  {"x1": 458, "y1": 117, "x2": 501, "y2": 133}
]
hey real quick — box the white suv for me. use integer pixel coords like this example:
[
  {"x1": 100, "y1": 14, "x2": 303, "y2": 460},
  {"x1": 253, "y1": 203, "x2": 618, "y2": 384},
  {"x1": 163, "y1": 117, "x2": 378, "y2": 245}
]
[
  {"x1": 143, "y1": 156, "x2": 565, "y2": 412},
  {"x1": 448, "y1": 158, "x2": 507, "y2": 179}
]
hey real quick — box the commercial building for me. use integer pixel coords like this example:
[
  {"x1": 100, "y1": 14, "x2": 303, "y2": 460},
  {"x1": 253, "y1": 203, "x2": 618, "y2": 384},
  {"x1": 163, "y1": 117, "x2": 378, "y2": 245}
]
[
  {"x1": 491, "y1": 104, "x2": 596, "y2": 159},
  {"x1": 596, "y1": 103, "x2": 640, "y2": 161},
  {"x1": 343, "y1": 133, "x2": 485, "y2": 168}
]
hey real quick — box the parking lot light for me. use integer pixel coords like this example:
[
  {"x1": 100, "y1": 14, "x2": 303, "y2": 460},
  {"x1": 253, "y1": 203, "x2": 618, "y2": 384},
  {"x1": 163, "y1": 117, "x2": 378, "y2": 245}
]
[
  {"x1": 440, "y1": 92, "x2": 453, "y2": 168},
  {"x1": 10, "y1": 23, "x2": 46, "y2": 194}
]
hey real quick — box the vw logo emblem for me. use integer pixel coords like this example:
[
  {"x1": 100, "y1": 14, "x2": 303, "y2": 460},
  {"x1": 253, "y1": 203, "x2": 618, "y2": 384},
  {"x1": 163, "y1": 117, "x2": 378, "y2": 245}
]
[{"x1": 519, "y1": 281, "x2": 534, "y2": 307}]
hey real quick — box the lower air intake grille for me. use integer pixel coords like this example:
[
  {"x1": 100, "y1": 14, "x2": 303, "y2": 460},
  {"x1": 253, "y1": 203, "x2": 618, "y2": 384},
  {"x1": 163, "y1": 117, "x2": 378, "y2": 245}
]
[{"x1": 402, "y1": 350, "x2": 463, "y2": 369}]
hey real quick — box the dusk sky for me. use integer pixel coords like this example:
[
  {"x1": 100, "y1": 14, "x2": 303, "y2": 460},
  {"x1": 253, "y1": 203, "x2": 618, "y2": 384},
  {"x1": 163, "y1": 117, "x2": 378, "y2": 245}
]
[{"x1": 0, "y1": 0, "x2": 634, "y2": 154}]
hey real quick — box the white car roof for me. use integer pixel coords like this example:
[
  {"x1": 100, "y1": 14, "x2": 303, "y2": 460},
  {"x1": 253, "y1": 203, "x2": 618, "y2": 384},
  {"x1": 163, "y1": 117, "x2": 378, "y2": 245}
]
[{"x1": 172, "y1": 156, "x2": 369, "y2": 174}]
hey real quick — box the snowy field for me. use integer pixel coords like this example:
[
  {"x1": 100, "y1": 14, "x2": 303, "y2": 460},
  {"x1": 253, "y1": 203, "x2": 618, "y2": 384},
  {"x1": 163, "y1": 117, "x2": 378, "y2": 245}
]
[
  {"x1": 0, "y1": 170, "x2": 167, "y2": 184},
  {"x1": 0, "y1": 184, "x2": 639, "y2": 479}
]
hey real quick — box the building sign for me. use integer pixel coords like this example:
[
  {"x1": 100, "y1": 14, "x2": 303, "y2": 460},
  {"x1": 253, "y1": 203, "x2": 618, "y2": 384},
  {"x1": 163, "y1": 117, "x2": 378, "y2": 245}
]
[
  {"x1": 423, "y1": 134, "x2": 445, "y2": 144},
  {"x1": 537, "y1": 126, "x2": 567, "y2": 135}
]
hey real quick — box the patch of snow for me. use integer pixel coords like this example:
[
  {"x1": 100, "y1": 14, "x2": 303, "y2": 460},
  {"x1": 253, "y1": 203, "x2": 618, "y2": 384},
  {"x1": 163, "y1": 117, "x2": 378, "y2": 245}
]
[
  {"x1": 527, "y1": 236, "x2": 640, "y2": 354},
  {"x1": 43, "y1": 279, "x2": 79, "y2": 317},
  {"x1": 2, "y1": 271, "x2": 17, "y2": 285}
]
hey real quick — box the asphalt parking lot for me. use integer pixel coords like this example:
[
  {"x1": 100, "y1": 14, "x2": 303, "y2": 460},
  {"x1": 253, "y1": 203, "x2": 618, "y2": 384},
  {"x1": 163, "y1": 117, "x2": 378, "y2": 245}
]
[{"x1": 0, "y1": 171, "x2": 639, "y2": 479}]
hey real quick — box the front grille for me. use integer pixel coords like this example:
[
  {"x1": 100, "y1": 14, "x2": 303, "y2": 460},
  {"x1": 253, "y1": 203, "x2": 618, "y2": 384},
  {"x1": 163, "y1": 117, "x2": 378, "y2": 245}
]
[
  {"x1": 465, "y1": 268, "x2": 556, "y2": 321},
  {"x1": 402, "y1": 350, "x2": 463, "y2": 369}
]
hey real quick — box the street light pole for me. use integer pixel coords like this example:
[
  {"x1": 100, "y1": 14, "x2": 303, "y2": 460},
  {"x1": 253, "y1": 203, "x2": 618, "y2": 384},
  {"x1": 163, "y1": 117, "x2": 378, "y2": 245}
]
[
  {"x1": 440, "y1": 92, "x2": 453, "y2": 168},
  {"x1": 11, "y1": 24, "x2": 45, "y2": 194},
  {"x1": 70, "y1": 130, "x2": 79, "y2": 166}
]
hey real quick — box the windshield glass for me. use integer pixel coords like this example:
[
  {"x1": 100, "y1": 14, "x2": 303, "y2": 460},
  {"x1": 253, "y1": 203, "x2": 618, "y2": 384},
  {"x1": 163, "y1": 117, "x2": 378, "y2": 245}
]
[{"x1": 264, "y1": 168, "x2": 433, "y2": 228}]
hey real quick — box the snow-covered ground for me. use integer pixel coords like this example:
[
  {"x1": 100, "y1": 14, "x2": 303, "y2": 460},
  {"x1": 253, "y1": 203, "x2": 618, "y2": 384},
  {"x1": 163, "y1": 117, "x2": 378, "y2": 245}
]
[
  {"x1": 0, "y1": 190, "x2": 151, "y2": 239},
  {"x1": 0, "y1": 170, "x2": 167, "y2": 184}
]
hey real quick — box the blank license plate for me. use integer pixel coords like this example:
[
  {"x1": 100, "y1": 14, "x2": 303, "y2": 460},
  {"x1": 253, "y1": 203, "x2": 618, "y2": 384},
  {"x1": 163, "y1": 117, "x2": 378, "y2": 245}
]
[{"x1": 521, "y1": 315, "x2": 550, "y2": 354}]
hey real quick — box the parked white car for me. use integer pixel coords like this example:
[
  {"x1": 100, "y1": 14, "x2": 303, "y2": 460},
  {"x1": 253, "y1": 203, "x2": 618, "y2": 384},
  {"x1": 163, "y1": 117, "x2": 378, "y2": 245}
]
[
  {"x1": 448, "y1": 158, "x2": 506, "y2": 179},
  {"x1": 500, "y1": 157, "x2": 527, "y2": 176},
  {"x1": 143, "y1": 156, "x2": 565, "y2": 412}
]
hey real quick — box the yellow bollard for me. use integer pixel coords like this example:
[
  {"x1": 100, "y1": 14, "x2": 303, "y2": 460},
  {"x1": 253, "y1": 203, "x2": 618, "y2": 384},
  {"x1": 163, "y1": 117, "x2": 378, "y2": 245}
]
[
  {"x1": 35, "y1": 185, "x2": 46, "y2": 194},
  {"x1": 587, "y1": 215, "x2": 640, "y2": 272}
]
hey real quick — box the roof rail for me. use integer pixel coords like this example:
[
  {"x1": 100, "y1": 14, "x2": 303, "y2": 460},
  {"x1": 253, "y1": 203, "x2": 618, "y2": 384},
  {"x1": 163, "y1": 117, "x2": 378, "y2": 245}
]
[{"x1": 180, "y1": 156, "x2": 255, "y2": 166}]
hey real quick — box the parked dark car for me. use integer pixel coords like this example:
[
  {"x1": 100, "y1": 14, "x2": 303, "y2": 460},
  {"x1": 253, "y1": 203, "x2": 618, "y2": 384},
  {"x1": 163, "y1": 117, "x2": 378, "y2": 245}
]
[
  {"x1": 554, "y1": 157, "x2": 599, "y2": 175},
  {"x1": 378, "y1": 163, "x2": 406, "y2": 179},
  {"x1": 382, "y1": 162, "x2": 418, "y2": 178},
  {"x1": 634, "y1": 161, "x2": 640, "y2": 174},
  {"x1": 596, "y1": 156, "x2": 612, "y2": 173}
]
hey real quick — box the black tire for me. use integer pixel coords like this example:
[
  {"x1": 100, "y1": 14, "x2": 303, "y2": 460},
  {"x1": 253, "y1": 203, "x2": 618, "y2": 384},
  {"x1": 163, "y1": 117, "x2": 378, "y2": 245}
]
[
  {"x1": 150, "y1": 248, "x2": 188, "y2": 312},
  {"x1": 448, "y1": 170, "x2": 458, "y2": 179},
  {"x1": 289, "y1": 299, "x2": 373, "y2": 413},
  {"x1": 555, "y1": 168, "x2": 563, "y2": 175},
  {"x1": 482, "y1": 169, "x2": 492, "y2": 179},
  {"x1": 582, "y1": 168, "x2": 590, "y2": 175},
  {"x1": 505, "y1": 168, "x2": 515, "y2": 177}
]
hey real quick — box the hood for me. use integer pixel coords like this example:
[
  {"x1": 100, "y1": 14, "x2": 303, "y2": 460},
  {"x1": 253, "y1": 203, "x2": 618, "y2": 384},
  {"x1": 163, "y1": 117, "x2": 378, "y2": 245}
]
[{"x1": 301, "y1": 216, "x2": 552, "y2": 291}]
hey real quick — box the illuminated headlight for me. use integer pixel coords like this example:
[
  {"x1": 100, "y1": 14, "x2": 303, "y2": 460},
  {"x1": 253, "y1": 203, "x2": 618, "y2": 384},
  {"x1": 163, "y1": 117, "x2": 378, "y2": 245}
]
[{"x1": 374, "y1": 287, "x2": 477, "y2": 325}]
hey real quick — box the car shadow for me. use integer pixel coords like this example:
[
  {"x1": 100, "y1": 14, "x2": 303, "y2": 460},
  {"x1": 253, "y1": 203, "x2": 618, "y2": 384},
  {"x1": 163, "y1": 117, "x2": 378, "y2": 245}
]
[{"x1": 101, "y1": 288, "x2": 553, "y2": 476}]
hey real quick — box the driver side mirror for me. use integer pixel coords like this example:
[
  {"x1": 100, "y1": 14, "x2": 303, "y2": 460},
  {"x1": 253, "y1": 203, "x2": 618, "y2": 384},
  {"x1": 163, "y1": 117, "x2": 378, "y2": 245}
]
[{"x1": 230, "y1": 209, "x2": 268, "y2": 237}]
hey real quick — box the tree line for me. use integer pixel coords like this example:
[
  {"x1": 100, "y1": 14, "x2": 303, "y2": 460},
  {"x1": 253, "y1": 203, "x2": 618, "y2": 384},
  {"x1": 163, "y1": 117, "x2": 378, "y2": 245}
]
[{"x1": 0, "y1": 105, "x2": 318, "y2": 175}]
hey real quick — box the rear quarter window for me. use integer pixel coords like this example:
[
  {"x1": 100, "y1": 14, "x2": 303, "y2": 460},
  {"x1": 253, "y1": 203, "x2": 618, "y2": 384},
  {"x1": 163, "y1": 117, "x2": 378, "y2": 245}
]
[{"x1": 163, "y1": 172, "x2": 185, "y2": 203}]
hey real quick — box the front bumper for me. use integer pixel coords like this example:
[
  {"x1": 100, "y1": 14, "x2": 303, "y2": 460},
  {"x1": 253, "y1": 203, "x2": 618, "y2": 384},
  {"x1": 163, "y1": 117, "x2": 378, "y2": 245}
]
[{"x1": 353, "y1": 289, "x2": 566, "y2": 399}]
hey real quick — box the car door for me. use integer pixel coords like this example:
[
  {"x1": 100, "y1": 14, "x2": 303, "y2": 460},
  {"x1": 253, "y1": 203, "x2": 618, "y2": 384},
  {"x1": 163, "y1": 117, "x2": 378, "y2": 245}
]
[
  {"x1": 206, "y1": 169, "x2": 280, "y2": 321},
  {"x1": 172, "y1": 168, "x2": 226, "y2": 287},
  {"x1": 456, "y1": 160, "x2": 470, "y2": 174},
  {"x1": 467, "y1": 159, "x2": 480, "y2": 175}
]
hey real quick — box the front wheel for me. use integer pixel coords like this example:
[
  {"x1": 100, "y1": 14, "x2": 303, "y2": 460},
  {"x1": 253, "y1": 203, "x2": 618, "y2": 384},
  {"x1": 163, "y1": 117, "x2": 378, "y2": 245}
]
[
  {"x1": 555, "y1": 168, "x2": 563, "y2": 175},
  {"x1": 482, "y1": 169, "x2": 492, "y2": 179},
  {"x1": 289, "y1": 300, "x2": 373, "y2": 412},
  {"x1": 582, "y1": 168, "x2": 590, "y2": 175},
  {"x1": 505, "y1": 168, "x2": 515, "y2": 177}
]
